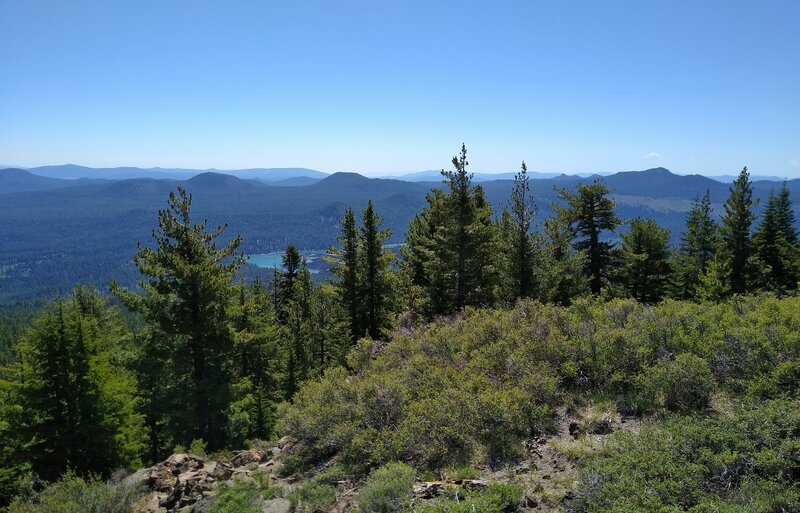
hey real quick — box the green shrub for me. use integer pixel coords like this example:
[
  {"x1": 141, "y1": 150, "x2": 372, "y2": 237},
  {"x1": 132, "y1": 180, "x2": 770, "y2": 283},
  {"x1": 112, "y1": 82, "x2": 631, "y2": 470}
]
[
  {"x1": 748, "y1": 358, "x2": 800, "y2": 400},
  {"x1": 644, "y1": 353, "x2": 715, "y2": 412},
  {"x1": 8, "y1": 472, "x2": 142, "y2": 513},
  {"x1": 358, "y1": 461, "x2": 415, "y2": 513},
  {"x1": 211, "y1": 478, "x2": 261, "y2": 513},
  {"x1": 449, "y1": 466, "x2": 481, "y2": 480},
  {"x1": 281, "y1": 297, "x2": 800, "y2": 472},
  {"x1": 210, "y1": 473, "x2": 281, "y2": 513},
  {"x1": 188, "y1": 438, "x2": 208, "y2": 457},
  {"x1": 288, "y1": 480, "x2": 337, "y2": 512},
  {"x1": 573, "y1": 399, "x2": 800, "y2": 512},
  {"x1": 418, "y1": 483, "x2": 523, "y2": 513}
]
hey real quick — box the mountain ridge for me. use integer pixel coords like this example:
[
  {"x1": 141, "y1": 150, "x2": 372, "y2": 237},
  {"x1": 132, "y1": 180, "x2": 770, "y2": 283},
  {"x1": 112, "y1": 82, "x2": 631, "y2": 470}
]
[{"x1": 1, "y1": 166, "x2": 798, "y2": 301}]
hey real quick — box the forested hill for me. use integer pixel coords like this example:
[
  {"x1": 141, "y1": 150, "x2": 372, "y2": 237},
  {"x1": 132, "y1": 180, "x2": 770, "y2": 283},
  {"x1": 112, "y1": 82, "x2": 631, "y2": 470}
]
[{"x1": 1, "y1": 166, "x2": 798, "y2": 301}]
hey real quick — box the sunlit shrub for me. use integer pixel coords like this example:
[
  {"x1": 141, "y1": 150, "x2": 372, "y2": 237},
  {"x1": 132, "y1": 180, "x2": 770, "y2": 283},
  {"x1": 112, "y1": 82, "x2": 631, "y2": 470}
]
[
  {"x1": 8, "y1": 473, "x2": 142, "y2": 513},
  {"x1": 358, "y1": 461, "x2": 415, "y2": 513}
]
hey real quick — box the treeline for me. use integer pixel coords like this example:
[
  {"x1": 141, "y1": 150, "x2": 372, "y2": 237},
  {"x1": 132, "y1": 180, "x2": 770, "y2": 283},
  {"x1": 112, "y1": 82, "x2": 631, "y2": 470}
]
[
  {"x1": 400, "y1": 145, "x2": 798, "y2": 316},
  {"x1": 0, "y1": 145, "x2": 798, "y2": 506}
]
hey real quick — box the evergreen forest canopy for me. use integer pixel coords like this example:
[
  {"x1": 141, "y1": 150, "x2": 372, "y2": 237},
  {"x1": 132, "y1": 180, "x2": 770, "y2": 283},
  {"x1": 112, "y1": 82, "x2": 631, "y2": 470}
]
[{"x1": 1, "y1": 145, "x2": 800, "y2": 511}]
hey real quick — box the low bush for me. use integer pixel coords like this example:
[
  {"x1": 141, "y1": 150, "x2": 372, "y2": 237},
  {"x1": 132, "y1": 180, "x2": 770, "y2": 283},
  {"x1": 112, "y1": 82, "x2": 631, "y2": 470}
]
[
  {"x1": 418, "y1": 483, "x2": 524, "y2": 513},
  {"x1": 288, "y1": 480, "x2": 337, "y2": 513},
  {"x1": 211, "y1": 473, "x2": 280, "y2": 513},
  {"x1": 643, "y1": 353, "x2": 716, "y2": 413},
  {"x1": 211, "y1": 478, "x2": 261, "y2": 513},
  {"x1": 281, "y1": 297, "x2": 800, "y2": 473},
  {"x1": 358, "y1": 461, "x2": 416, "y2": 513},
  {"x1": 572, "y1": 399, "x2": 800, "y2": 512},
  {"x1": 748, "y1": 357, "x2": 800, "y2": 400},
  {"x1": 8, "y1": 472, "x2": 142, "y2": 513}
]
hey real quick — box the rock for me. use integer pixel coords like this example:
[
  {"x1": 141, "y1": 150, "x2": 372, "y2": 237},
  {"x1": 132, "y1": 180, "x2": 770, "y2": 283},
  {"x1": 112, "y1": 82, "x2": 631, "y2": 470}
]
[
  {"x1": 232, "y1": 448, "x2": 265, "y2": 467},
  {"x1": 149, "y1": 465, "x2": 178, "y2": 492},
  {"x1": 132, "y1": 492, "x2": 163, "y2": 513},
  {"x1": 513, "y1": 462, "x2": 533, "y2": 474},
  {"x1": 125, "y1": 467, "x2": 154, "y2": 488},
  {"x1": 169, "y1": 454, "x2": 206, "y2": 474},
  {"x1": 277, "y1": 436, "x2": 296, "y2": 452},
  {"x1": 326, "y1": 494, "x2": 358, "y2": 513},
  {"x1": 258, "y1": 460, "x2": 276, "y2": 475},
  {"x1": 413, "y1": 480, "x2": 488, "y2": 499},
  {"x1": 569, "y1": 421, "x2": 582, "y2": 437},
  {"x1": 190, "y1": 496, "x2": 216, "y2": 513},
  {"x1": 207, "y1": 461, "x2": 233, "y2": 481},
  {"x1": 587, "y1": 416, "x2": 613, "y2": 435},
  {"x1": 159, "y1": 483, "x2": 183, "y2": 509},
  {"x1": 263, "y1": 498, "x2": 292, "y2": 513}
]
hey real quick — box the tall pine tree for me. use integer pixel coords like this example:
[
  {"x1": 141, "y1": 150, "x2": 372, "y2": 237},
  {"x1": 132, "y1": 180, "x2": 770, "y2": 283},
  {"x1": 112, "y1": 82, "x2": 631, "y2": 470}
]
[
  {"x1": 6, "y1": 288, "x2": 145, "y2": 480},
  {"x1": 753, "y1": 185, "x2": 799, "y2": 292},
  {"x1": 672, "y1": 191, "x2": 719, "y2": 299},
  {"x1": 112, "y1": 187, "x2": 243, "y2": 450},
  {"x1": 326, "y1": 208, "x2": 360, "y2": 341},
  {"x1": 620, "y1": 217, "x2": 672, "y2": 303},
  {"x1": 228, "y1": 279, "x2": 280, "y2": 446},
  {"x1": 359, "y1": 201, "x2": 395, "y2": 339},
  {"x1": 536, "y1": 217, "x2": 589, "y2": 305},
  {"x1": 719, "y1": 167, "x2": 757, "y2": 294},
  {"x1": 403, "y1": 144, "x2": 500, "y2": 317},
  {"x1": 501, "y1": 161, "x2": 537, "y2": 301},
  {"x1": 276, "y1": 244, "x2": 303, "y2": 322},
  {"x1": 555, "y1": 180, "x2": 620, "y2": 295}
]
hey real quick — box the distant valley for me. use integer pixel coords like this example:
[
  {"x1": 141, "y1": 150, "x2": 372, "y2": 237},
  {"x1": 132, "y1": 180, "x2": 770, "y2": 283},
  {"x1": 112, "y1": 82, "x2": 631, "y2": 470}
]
[{"x1": 1, "y1": 165, "x2": 798, "y2": 301}]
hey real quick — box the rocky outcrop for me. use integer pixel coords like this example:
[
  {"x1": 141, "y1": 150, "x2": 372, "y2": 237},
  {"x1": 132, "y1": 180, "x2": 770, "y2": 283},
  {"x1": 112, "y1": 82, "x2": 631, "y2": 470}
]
[
  {"x1": 413, "y1": 479, "x2": 489, "y2": 499},
  {"x1": 128, "y1": 449, "x2": 273, "y2": 513}
]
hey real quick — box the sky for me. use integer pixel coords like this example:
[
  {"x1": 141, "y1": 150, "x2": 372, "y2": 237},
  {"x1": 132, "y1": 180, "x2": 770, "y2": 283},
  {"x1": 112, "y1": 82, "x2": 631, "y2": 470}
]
[{"x1": 1, "y1": 1, "x2": 799, "y2": 177}]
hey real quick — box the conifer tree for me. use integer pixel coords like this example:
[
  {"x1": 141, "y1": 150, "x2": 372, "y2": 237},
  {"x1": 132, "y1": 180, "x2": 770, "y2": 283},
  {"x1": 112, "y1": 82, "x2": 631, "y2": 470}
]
[
  {"x1": 401, "y1": 189, "x2": 449, "y2": 316},
  {"x1": 502, "y1": 161, "x2": 536, "y2": 301},
  {"x1": 359, "y1": 201, "x2": 395, "y2": 339},
  {"x1": 536, "y1": 217, "x2": 589, "y2": 304},
  {"x1": 403, "y1": 144, "x2": 500, "y2": 317},
  {"x1": 277, "y1": 244, "x2": 303, "y2": 322},
  {"x1": 228, "y1": 279, "x2": 279, "y2": 445},
  {"x1": 112, "y1": 187, "x2": 243, "y2": 450},
  {"x1": 8, "y1": 289, "x2": 145, "y2": 479},
  {"x1": 672, "y1": 191, "x2": 719, "y2": 299},
  {"x1": 281, "y1": 263, "x2": 313, "y2": 398},
  {"x1": 307, "y1": 284, "x2": 350, "y2": 373},
  {"x1": 719, "y1": 167, "x2": 757, "y2": 294},
  {"x1": 753, "y1": 186, "x2": 799, "y2": 292},
  {"x1": 620, "y1": 217, "x2": 672, "y2": 303},
  {"x1": 555, "y1": 180, "x2": 620, "y2": 295},
  {"x1": 695, "y1": 253, "x2": 730, "y2": 302},
  {"x1": 776, "y1": 181, "x2": 798, "y2": 245},
  {"x1": 326, "y1": 208, "x2": 360, "y2": 341}
]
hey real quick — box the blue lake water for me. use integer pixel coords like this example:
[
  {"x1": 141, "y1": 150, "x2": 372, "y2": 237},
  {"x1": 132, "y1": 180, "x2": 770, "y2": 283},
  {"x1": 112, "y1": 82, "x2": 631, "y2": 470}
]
[
  {"x1": 247, "y1": 250, "x2": 326, "y2": 273},
  {"x1": 248, "y1": 245, "x2": 402, "y2": 273}
]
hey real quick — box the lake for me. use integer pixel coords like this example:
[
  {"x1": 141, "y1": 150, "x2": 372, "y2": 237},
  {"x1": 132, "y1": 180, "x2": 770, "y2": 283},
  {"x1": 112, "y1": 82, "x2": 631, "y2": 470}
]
[{"x1": 247, "y1": 250, "x2": 327, "y2": 273}]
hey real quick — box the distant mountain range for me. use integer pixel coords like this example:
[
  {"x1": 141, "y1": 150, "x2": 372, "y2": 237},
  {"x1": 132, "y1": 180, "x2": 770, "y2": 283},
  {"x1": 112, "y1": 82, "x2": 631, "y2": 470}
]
[
  {"x1": 4, "y1": 164, "x2": 794, "y2": 186},
  {"x1": 0, "y1": 165, "x2": 798, "y2": 301},
  {"x1": 13, "y1": 164, "x2": 328, "y2": 183}
]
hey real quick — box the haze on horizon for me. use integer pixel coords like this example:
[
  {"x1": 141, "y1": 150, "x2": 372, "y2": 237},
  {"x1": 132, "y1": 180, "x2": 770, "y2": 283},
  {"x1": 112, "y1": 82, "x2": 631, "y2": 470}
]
[{"x1": 1, "y1": 1, "x2": 798, "y2": 177}]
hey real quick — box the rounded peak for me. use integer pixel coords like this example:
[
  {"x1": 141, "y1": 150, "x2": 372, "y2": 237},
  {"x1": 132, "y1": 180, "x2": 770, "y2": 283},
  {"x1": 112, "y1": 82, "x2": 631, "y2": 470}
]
[
  {"x1": 317, "y1": 172, "x2": 369, "y2": 184},
  {"x1": 0, "y1": 167, "x2": 32, "y2": 175},
  {"x1": 187, "y1": 172, "x2": 248, "y2": 187},
  {"x1": 642, "y1": 167, "x2": 672, "y2": 175}
]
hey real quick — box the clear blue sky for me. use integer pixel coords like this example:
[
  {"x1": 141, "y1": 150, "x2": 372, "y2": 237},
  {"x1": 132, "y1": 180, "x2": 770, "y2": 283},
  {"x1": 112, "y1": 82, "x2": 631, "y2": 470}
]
[{"x1": 1, "y1": 1, "x2": 798, "y2": 176}]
